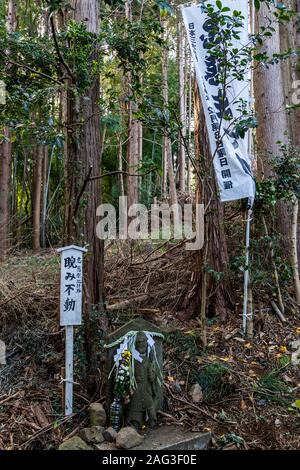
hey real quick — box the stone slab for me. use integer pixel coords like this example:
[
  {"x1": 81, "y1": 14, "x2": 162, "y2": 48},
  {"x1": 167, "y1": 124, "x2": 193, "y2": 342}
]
[
  {"x1": 95, "y1": 425, "x2": 211, "y2": 451},
  {"x1": 138, "y1": 426, "x2": 211, "y2": 451}
]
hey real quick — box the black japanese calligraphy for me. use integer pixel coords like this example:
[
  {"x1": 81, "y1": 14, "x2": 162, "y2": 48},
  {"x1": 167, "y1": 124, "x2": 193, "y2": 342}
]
[
  {"x1": 64, "y1": 256, "x2": 77, "y2": 269},
  {"x1": 65, "y1": 284, "x2": 75, "y2": 295},
  {"x1": 224, "y1": 181, "x2": 233, "y2": 190},
  {"x1": 221, "y1": 169, "x2": 232, "y2": 179},
  {"x1": 64, "y1": 298, "x2": 76, "y2": 312}
]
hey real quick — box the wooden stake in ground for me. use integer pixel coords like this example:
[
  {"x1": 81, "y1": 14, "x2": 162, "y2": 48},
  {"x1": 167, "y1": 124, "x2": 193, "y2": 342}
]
[
  {"x1": 262, "y1": 216, "x2": 285, "y2": 314},
  {"x1": 291, "y1": 200, "x2": 300, "y2": 304}
]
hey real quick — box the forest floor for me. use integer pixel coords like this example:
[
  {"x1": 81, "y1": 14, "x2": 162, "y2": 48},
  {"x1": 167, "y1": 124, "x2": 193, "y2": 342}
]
[{"x1": 0, "y1": 244, "x2": 300, "y2": 450}]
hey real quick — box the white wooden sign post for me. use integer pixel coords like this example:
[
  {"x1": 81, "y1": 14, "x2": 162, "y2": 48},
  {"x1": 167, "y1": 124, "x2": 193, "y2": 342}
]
[{"x1": 57, "y1": 245, "x2": 87, "y2": 416}]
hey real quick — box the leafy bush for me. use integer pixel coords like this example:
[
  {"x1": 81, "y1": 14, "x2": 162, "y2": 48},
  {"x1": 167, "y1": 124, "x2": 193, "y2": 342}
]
[
  {"x1": 255, "y1": 367, "x2": 288, "y2": 403},
  {"x1": 165, "y1": 330, "x2": 201, "y2": 357},
  {"x1": 196, "y1": 363, "x2": 234, "y2": 402}
]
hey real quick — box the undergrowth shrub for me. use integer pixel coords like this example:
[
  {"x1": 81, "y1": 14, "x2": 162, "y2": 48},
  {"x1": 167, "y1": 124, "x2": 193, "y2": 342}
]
[
  {"x1": 195, "y1": 363, "x2": 234, "y2": 402},
  {"x1": 165, "y1": 330, "x2": 201, "y2": 357},
  {"x1": 255, "y1": 365, "x2": 289, "y2": 403}
]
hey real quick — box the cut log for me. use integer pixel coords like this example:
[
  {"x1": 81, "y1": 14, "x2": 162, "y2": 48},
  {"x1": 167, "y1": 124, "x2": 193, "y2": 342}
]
[{"x1": 106, "y1": 295, "x2": 148, "y2": 312}]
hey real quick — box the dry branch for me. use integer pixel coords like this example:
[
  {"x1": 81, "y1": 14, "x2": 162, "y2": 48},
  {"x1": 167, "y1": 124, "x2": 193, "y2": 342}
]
[
  {"x1": 106, "y1": 294, "x2": 149, "y2": 311},
  {"x1": 270, "y1": 301, "x2": 287, "y2": 323}
]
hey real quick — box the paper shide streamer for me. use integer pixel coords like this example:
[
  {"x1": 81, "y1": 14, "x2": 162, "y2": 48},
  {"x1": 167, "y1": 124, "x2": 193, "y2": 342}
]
[{"x1": 105, "y1": 330, "x2": 164, "y2": 392}]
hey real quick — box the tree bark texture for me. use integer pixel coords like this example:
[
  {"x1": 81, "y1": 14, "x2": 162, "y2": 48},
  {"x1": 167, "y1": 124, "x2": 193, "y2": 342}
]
[{"x1": 0, "y1": 0, "x2": 17, "y2": 261}]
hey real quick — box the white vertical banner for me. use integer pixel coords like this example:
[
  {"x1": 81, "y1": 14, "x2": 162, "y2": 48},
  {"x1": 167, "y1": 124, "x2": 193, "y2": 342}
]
[{"x1": 182, "y1": 1, "x2": 255, "y2": 203}]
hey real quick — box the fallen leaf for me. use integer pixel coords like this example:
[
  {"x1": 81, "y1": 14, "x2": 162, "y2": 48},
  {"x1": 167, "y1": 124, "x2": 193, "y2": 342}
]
[
  {"x1": 220, "y1": 356, "x2": 232, "y2": 363},
  {"x1": 292, "y1": 399, "x2": 300, "y2": 409},
  {"x1": 248, "y1": 369, "x2": 258, "y2": 377},
  {"x1": 240, "y1": 400, "x2": 247, "y2": 411}
]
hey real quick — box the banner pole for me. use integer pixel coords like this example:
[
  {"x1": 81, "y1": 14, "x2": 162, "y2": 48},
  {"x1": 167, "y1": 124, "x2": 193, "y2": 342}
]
[
  {"x1": 243, "y1": 206, "x2": 252, "y2": 333},
  {"x1": 243, "y1": 0, "x2": 255, "y2": 334}
]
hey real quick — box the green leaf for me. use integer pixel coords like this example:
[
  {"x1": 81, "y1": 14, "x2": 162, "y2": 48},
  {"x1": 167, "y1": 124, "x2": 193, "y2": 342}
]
[
  {"x1": 254, "y1": 0, "x2": 261, "y2": 10},
  {"x1": 216, "y1": 0, "x2": 222, "y2": 10}
]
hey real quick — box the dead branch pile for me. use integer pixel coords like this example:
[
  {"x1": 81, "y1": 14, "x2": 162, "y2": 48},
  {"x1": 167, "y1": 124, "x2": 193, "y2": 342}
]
[
  {"x1": 0, "y1": 250, "x2": 59, "y2": 335},
  {"x1": 104, "y1": 239, "x2": 195, "y2": 316}
]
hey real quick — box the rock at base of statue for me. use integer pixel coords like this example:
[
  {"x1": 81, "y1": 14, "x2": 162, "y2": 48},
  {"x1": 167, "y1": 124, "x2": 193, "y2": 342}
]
[
  {"x1": 59, "y1": 436, "x2": 91, "y2": 450},
  {"x1": 106, "y1": 318, "x2": 164, "y2": 430},
  {"x1": 189, "y1": 383, "x2": 203, "y2": 403},
  {"x1": 115, "y1": 426, "x2": 144, "y2": 449},
  {"x1": 89, "y1": 402, "x2": 107, "y2": 427},
  {"x1": 80, "y1": 426, "x2": 105, "y2": 444},
  {"x1": 102, "y1": 426, "x2": 118, "y2": 443}
]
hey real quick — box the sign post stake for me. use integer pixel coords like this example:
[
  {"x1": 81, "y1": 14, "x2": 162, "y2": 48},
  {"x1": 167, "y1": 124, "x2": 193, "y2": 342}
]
[
  {"x1": 57, "y1": 245, "x2": 87, "y2": 417},
  {"x1": 65, "y1": 325, "x2": 74, "y2": 416}
]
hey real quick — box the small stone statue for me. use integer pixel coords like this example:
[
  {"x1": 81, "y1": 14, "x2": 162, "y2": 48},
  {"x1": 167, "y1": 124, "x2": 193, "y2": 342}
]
[{"x1": 105, "y1": 318, "x2": 164, "y2": 430}]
